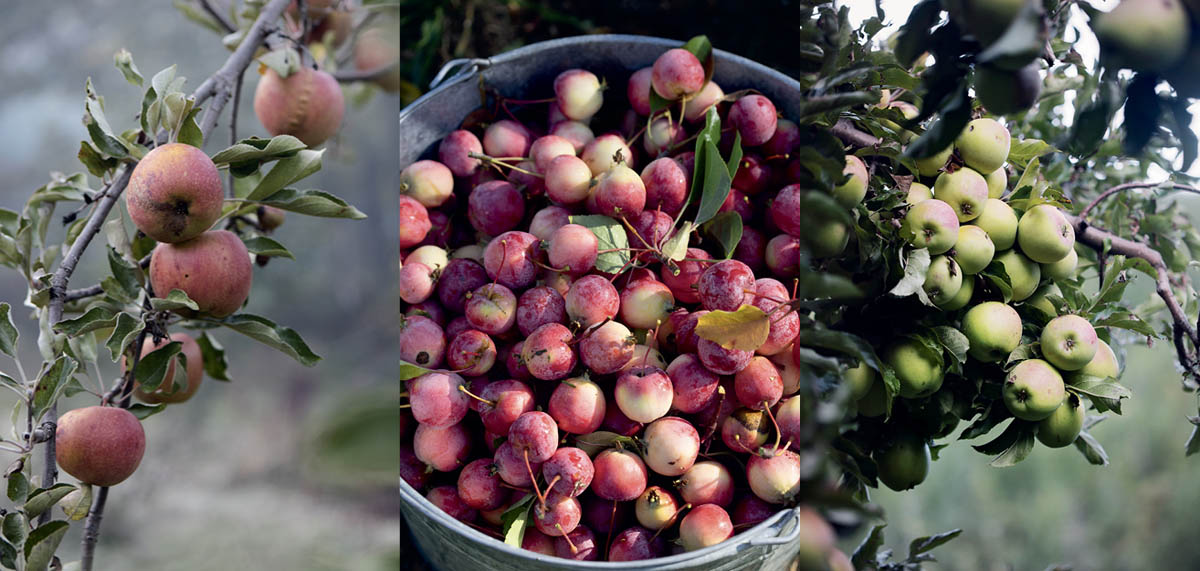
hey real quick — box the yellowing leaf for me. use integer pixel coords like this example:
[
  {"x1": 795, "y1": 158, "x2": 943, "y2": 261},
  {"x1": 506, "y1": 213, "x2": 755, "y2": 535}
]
[{"x1": 695, "y1": 305, "x2": 770, "y2": 352}]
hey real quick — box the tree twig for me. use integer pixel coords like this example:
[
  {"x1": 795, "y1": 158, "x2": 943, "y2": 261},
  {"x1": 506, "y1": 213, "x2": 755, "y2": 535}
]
[
  {"x1": 1077, "y1": 181, "x2": 1200, "y2": 221},
  {"x1": 199, "y1": 0, "x2": 235, "y2": 34},
  {"x1": 832, "y1": 119, "x2": 880, "y2": 148},
  {"x1": 332, "y1": 63, "x2": 396, "y2": 83},
  {"x1": 79, "y1": 486, "x2": 109, "y2": 571}
]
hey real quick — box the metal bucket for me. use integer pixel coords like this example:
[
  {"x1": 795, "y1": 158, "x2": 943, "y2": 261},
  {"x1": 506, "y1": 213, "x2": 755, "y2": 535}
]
[{"x1": 399, "y1": 34, "x2": 810, "y2": 570}]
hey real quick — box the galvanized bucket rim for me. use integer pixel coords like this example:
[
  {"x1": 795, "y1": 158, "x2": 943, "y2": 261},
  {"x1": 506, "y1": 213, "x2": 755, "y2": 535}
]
[{"x1": 400, "y1": 32, "x2": 809, "y2": 568}]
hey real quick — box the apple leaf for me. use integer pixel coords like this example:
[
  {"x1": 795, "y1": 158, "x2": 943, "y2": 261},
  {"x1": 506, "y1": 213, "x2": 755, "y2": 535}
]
[
  {"x1": 59, "y1": 485, "x2": 93, "y2": 521},
  {"x1": 682, "y1": 35, "x2": 714, "y2": 86},
  {"x1": 980, "y1": 260, "x2": 1014, "y2": 303},
  {"x1": 2, "y1": 512, "x2": 25, "y2": 547},
  {"x1": 128, "y1": 403, "x2": 168, "y2": 421},
  {"x1": 799, "y1": 328, "x2": 883, "y2": 373},
  {"x1": 399, "y1": 361, "x2": 430, "y2": 381},
  {"x1": 53, "y1": 306, "x2": 117, "y2": 337},
  {"x1": 197, "y1": 332, "x2": 231, "y2": 382},
  {"x1": 151, "y1": 289, "x2": 200, "y2": 312},
  {"x1": 700, "y1": 211, "x2": 742, "y2": 260},
  {"x1": 133, "y1": 341, "x2": 182, "y2": 393},
  {"x1": 959, "y1": 406, "x2": 1009, "y2": 441},
  {"x1": 1068, "y1": 374, "x2": 1132, "y2": 403},
  {"x1": 1074, "y1": 430, "x2": 1109, "y2": 465},
  {"x1": 31, "y1": 356, "x2": 77, "y2": 423},
  {"x1": 569, "y1": 215, "x2": 630, "y2": 274},
  {"x1": 211, "y1": 135, "x2": 306, "y2": 169},
  {"x1": 893, "y1": 0, "x2": 941, "y2": 68},
  {"x1": 84, "y1": 79, "x2": 129, "y2": 159},
  {"x1": 256, "y1": 188, "x2": 367, "y2": 219},
  {"x1": 219, "y1": 314, "x2": 321, "y2": 366},
  {"x1": 851, "y1": 524, "x2": 888, "y2": 570},
  {"x1": 23, "y1": 483, "x2": 76, "y2": 519},
  {"x1": 908, "y1": 528, "x2": 962, "y2": 558},
  {"x1": 113, "y1": 48, "x2": 143, "y2": 86},
  {"x1": 501, "y1": 494, "x2": 535, "y2": 548},
  {"x1": 246, "y1": 149, "x2": 324, "y2": 201},
  {"x1": 23, "y1": 519, "x2": 68, "y2": 571},
  {"x1": 7, "y1": 472, "x2": 28, "y2": 503},
  {"x1": 242, "y1": 236, "x2": 294, "y2": 259},
  {"x1": 693, "y1": 139, "x2": 732, "y2": 227},
  {"x1": 974, "y1": 0, "x2": 1045, "y2": 71},
  {"x1": 694, "y1": 305, "x2": 770, "y2": 352},
  {"x1": 660, "y1": 221, "x2": 692, "y2": 262},
  {"x1": 726, "y1": 133, "x2": 743, "y2": 179},
  {"x1": 989, "y1": 425, "x2": 1035, "y2": 468},
  {"x1": 1004, "y1": 343, "x2": 1039, "y2": 369},
  {"x1": 1005, "y1": 138, "x2": 1055, "y2": 170},
  {"x1": 930, "y1": 326, "x2": 969, "y2": 368},
  {"x1": 574, "y1": 431, "x2": 624, "y2": 457},
  {"x1": 888, "y1": 248, "x2": 931, "y2": 298}
]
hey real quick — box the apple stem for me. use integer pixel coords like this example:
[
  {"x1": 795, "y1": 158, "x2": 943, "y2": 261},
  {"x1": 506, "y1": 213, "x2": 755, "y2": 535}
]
[
  {"x1": 456, "y1": 384, "x2": 495, "y2": 408},
  {"x1": 524, "y1": 448, "x2": 546, "y2": 508},
  {"x1": 762, "y1": 402, "x2": 783, "y2": 453}
]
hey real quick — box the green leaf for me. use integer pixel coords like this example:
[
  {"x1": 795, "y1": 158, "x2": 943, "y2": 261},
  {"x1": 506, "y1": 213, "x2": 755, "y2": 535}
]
[
  {"x1": 107, "y1": 247, "x2": 141, "y2": 299},
  {"x1": 1, "y1": 513, "x2": 24, "y2": 548},
  {"x1": 0, "y1": 537, "x2": 15, "y2": 570},
  {"x1": 700, "y1": 212, "x2": 742, "y2": 260},
  {"x1": 23, "y1": 484, "x2": 76, "y2": 519},
  {"x1": 1069, "y1": 375, "x2": 1132, "y2": 401},
  {"x1": 59, "y1": 485, "x2": 92, "y2": 521},
  {"x1": 220, "y1": 314, "x2": 320, "y2": 366},
  {"x1": 7, "y1": 472, "x2": 28, "y2": 504},
  {"x1": 211, "y1": 136, "x2": 306, "y2": 175},
  {"x1": 133, "y1": 341, "x2": 182, "y2": 393},
  {"x1": 693, "y1": 140, "x2": 733, "y2": 226},
  {"x1": 1005, "y1": 138, "x2": 1055, "y2": 170},
  {"x1": 246, "y1": 150, "x2": 324, "y2": 201},
  {"x1": 128, "y1": 403, "x2": 168, "y2": 421},
  {"x1": 931, "y1": 326, "x2": 969, "y2": 367},
  {"x1": 54, "y1": 306, "x2": 118, "y2": 337},
  {"x1": 150, "y1": 289, "x2": 200, "y2": 312},
  {"x1": 725, "y1": 133, "x2": 743, "y2": 179},
  {"x1": 242, "y1": 236, "x2": 294, "y2": 259},
  {"x1": 1075, "y1": 430, "x2": 1109, "y2": 465},
  {"x1": 78, "y1": 141, "x2": 119, "y2": 177},
  {"x1": 974, "y1": 0, "x2": 1046, "y2": 70},
  {"x1": 0, "y1": 304, "x2": 17, "y2": 358},
  {"x1": 888, "y1": 248, "x2": 931, "y2": 298},
  {"x1": 908, "y1": 528, "x2": 962, "y2": 558},
  {"x1": 800, "y1": 328, "x2": 884, "y2": 373},
  {"x1": 573, "y1": 431, "x2": 624, "y2": 457},
  {"x1": 660, "y1": 221, "x2": 692, "y2": 262},
  {"x1": 257, "y1": 48, "x2": 301, "y2": 78},
  {"x1": 894, "y1": 0, "x2": 941, "y2": 67},
  {"x1": 31, "y1": 356, "x2": 77, "y2": 423},
  {"x1": 104, "y1": 312, "x2": 145, "y2": 361},
  {"x1": 1122, "y1": 73, "x2": 1161, "y2": 156},
  {"x1": 83, "y1": 79, "x2": 129, "y2": 158},
  {"x1": 904, "y1": 82, "x2": 971, "y2": 161},
  {"x1": 113, "y1": 48, "x2": 143, "y2": 86},
  {"x1": 197, "y1": 332, "x2": 231, "y2": 381},
  {"x1": 501, "y1": 494, "x2": 535, "y2": 548},
  {"x1": 177, "y1": 106, "x2": 204, "y2": 148},
  {"x1": 980, "y1": 259, "x2": 1014, "y2": 302},
  {"x1": 1066, "y1": 79, "x2": 1121, "y2": 157},
  {"x1": 23, "y1": 520, "x2": 68, "y2": 571},
  {"x1": 976, "y1": 422, "x2": 1035, "y2": 467},
  {"x1": 851, "y1": 524, "x2": 887, "y2": 569},
  {"x1": 255, "y1": 188, "x2": 367, "y2": 219},
  {"x1": 1093, "y1": 312, "x2": 1157, "y2": 337},
  {"x1": 796, "y1": 270, "x2": 863, "y2": 300},
  {"x1": 399, "y1": 361, "x2": 430, "y2": 382},
  {"x1": 682, "y1": 35, "x2": 714, "y2": 86},
  {"x1": 568, "y1": 215, "x2": 630, "y2": 274}
]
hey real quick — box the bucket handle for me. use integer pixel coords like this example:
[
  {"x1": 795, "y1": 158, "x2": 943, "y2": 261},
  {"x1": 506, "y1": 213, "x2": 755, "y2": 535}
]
[
  {"x1": 429, "y1": 58, "x2": 491, "y2": 90},
  {"x1": 747, "y1": 508, "x2": 804, "y2": 547}
]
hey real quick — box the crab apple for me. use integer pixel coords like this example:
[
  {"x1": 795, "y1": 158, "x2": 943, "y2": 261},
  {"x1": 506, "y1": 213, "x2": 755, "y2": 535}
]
[
  {"x1": 626, "y1": 210, "x2": 674, "y2": 257},
  {"x1": 923, "y1": 255, "x2": 963, "y2": 306},
  {"x1": 832, "y1": 155, "x2": 870, "y2": 208},
  {"x1": 954, "y1": 225, "x2": 995, "y2": 275},
  {"x1": 565, "y1": 275, "x2": 620, "y2": 328},
  {"x1": 398, "y1": 262, "x2": 435, "y2": 304},
  {"x1": 609, "y1": 526, "x2": 667, "y2": 561},
  {"x1": 753, "y1": 278, "x2": 799, "y2": 356},
  {"x1": 582, "y1": 494, "x2": 631, "y2": 534},
  {"x1": 555, "y1": 525, "x2": 599, "y2": 561},
  {"x1": 722, "y1": 408, "x2": 771, "y2": 453},
  {"x1": 481, "y1": 491, "x2": 524, "y2": 526},
  {"x1": 507, "y1": 159, "x2": 544, "y2": 195},
  {"x1": 884, "y1": 338, "x2": 944, "y2": 399},
  {"x1": 445, "y1": 330, "x2": 497, "y2": 376},
  {"x1": 956, "y1": 118, "x2": 1010, "y2": 174},
  {"x1": 1042, "y1": 247, "x2": 1078, "y2": 281},
  {"x1": 627, "y1": 67, "x2": 654, "y2": 115},
  {"x1": 614, "y1": 366, "x2": 673, "y2": 424},
  {"x1": 125, "y1": 143, "x2": 223, "y2": 243},
  {"x1": 580, "y1": 321, "x2": 636, "y2": 374},
  {"x1": 581, "y1": 134, "x2": 634, "y2": 176},
  {"x1": 729, "y1": 94, "x2": 778, "y2": 146},
  {"x1": 642, "y1": 416, "x2": 699, "y2": 477},
  {"x1": 734, "y1": 227, "x2": 767, "y2": 273},
  {"x1": 901, "y1": 199, "x2": 960, "y2": 254},
  {"x1": 551, "y1": 121, "x2": 594, "y2": 153},
  {"x1": 464, "y1": 283, "x2": 518, "y2": 335},
  {"x1": 521, "y1": 528, "x2": 556, "y2": 555},
  {"x1": 413, "y1": 423, "x2": 471, "y2": 472},
  {"x1": 527, "y1": 206, "x2": 569, "y2": 242},
  {"x1": 516, "y1": 286, "x2": 567, "y2": 337},
  {"x1": 399, "y1": 315, "x2": 445, "y2": 368},
  {"x1": 409, "y1": 371, "x2": 469, "y2": 428},
  {"x1": 875, "y1": 434, "x2": 930, "y2": 491},
  {"x1": 437, "y1": 129, "x2": 483, "y2": 177},
  {"x1": 733, "y1": 154, "x2": 773, "y2": 196},
  {"x1": 764, "y1": 234, "x2": 803, "y2": 277},
  {"x1": 747, "y1": 449, "x2": 802, "y2": 504},
  {"x1": 443, "y1": 317, "x2": 473, "y2": 344},
  {"x1": 530, "y1": 135, "x2": 577, "y2": 173},
  {"x1": 545, "y1": 155, "x2": 593, "y2": 206},
  {"x1": 1041, "y1": 315, "x2": 1099, "y2": 371},
  {"x1": 426, "y1": 486, "x2": 476, "y2": 523},
  {"x1": 1003, "y1": 359, "x2": 1066, "y2": 421},
  {"x1": 493, "y1": 442, "x2": 541, "y2": 487},
  {"x1": 549, "y1": 377, "x2": 607, "y2": 435},
  {"x1": 436, "y1": 259, "x2": 488, "y2": 313},
  {"x1": 477, "y1": 379, "x2": 534, "y2": 433},
  {"x1": 732, "y1": 495, "x2": 776, "y2": 528},
  {"x1": 621, "y1": 345, "x2": 668, "y2": 373},
  {"x1": 1037, "y1": 393, "x2": 1086, "y2": 448},
  {"x1": 763, "y1": 118, "x2": 801, "y2": 156},
  {"x1": 697, "y1": 260, "x2": 755, "y2": 311},
  {"x1": 668, "y1": 353, "x2": 721, "y2": 413},
  {"x1": 635, "y1": 486, "x2": 681, "y2": 530},
  {"x1": 406, "y1": 299, "x2": 446, "y2": 326},
  {"x1": 405, "y1": 245, "x2": 449, "y2": 273},
  {"x1": 735, "y1": 356, "x2": 784, "y2": 411},
  {"x1": 963, "y1": 301, "x2": 1023, "y2": 363},
  {"x1": 644, "y1": 116, "x2": 687, "y2": 156},
  {"x1": 503, "y1": 341, "x2": 534, "y2": 381},
  {"x1": 907, "y1": 181, "x2": 933, "y2": 205},
  {"x1": 651, "y1": 48, "x2": 705, "y2": 99},
  {"x1": 771, "y1": 185, "x2": 806, "y2": 238},
  {"x1": 593, "y1": 164, "x2": 646, "y2": 218},
  {"x1": 592, "y1": 448, "x2": 649, "y2": 502},
  {"x1": 508, "y1": 411, "x2": 559, "y2": 464},
  {"x1": 1071, "y1": 339, "x2": 1120, "y2": 383},
  {"x1": 398, "y1": 195, "x2": 432, "y2": 249},
  {"x1": 400, "y1": 444, "x2": 428, "y2": 489},
  {"x1": 548, "y1": 224, "x2": 598, "y2": 275},
  {"x1": 913, "y1": 143, "x2": 952, "y2": 178},
  {"x1": 1026, "y1": 283, "x2": 1062, "y2": 320},
  {"x1": 54, "y1": 406, "x2": 144, "y2": 486},
  {"x1": 684, "y1": 80, "x2": 725, "y2": 122},
  {"x1": 719, "y1": 189, "x2": 753, "y2": 220},
  {"x1": 678, "y1": 461, "x2": 734, "y2": 507},
  {"x1": 457, "y1": 459, "x2": 506, "y2": 511},
  {"x1": 661, "y1": 248, "x2": 711, "y2": 304},
  {"x1": 522, "y1": 323, "x2": 577, "y2": 381},
  {"x1": 664, "y1": 309, "x2": 706, "y2": 354},
  {"x1": 149, "y1": 230, "x2": 252, "y2": 317},
  {"x1": 698, "y1": 339, "x2": 753, "y2": 375},
  {"x1": 553, "y1": 69, "x2": 603, "y2": 121},
  {"x1": 534, "y1": 494, "x2": 583, "y2": 537},
  {"x1": 641, "y1": 157, "x2": 688, "y2": 216},
  {"x1": 483, "y1": 231, "x2": 541, "y2": 289},
  {"x1": 971, "y1": 200, "x2": 1017, "y2": 252},
  {"x1": 620, "y1": 279, "x2": 674, "y2": 330},
  {"x1": 679, "y1": 504, "x2": 733, "y2": 551},
  {"x1": 775, "y1": 395, "x2": 802, "y2": 446},
  {"x1": 1018, "y1": 204, "x2": 1075, "y2": 263},
  {"x1": 129, "y1": 333, "x2": 204, "y2": 404},
  {"x1": 984, "y1": 164, "x2": 1008, "y2": 198},
  {"x1": 994, "y1": 249, "x2": 1041, "y2": 301},
  {"x1": 602, "y1": 403, "x2": 644, "y2": 437},
  {"x1": 253, "y1": 67, "x2": 344, "y2": 146},
  {"x1": 542, "y1": 447, "x2": 595, "y2": 498},
  {"x1": 482, "y1": 119, "x2": 532, "y2": 158},
  {"x1": 934, "y1": 167, "x2": 988, "y2": 222}
]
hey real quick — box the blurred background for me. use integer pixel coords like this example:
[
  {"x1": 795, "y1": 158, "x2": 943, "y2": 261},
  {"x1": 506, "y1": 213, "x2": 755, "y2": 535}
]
[
  {"x1": 1, "y1": 1, "x2": 399, "y2": 569},
  {"x1": 399, "y1": 0, "x2": 1200, "y2": 569}
]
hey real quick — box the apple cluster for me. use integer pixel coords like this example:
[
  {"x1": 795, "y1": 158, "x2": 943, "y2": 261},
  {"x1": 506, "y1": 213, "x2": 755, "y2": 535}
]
[{"x1": 400, "y1": 45, "x2": 855, "y2": 567}]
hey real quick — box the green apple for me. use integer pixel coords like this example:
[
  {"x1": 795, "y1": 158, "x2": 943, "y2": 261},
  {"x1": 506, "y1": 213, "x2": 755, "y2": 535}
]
[
  {"x1": 1017, "y1": 204, "x2": 1075, "y2": 263},
  {"x1": 884, "y1": 338, "x2": 944, "y2": 398},
  {"x1": 1003, "y1": 359, "x2": 1066, "y2": 421},
  {"x1": 833, "y1": 155, "x2": 870, "y2": 208},
  {"x1": 844, "y1": 360, "x2": 877, "y2": 401},
  {"x1": 1069, "y1": 339, "x2": 1120, "y2": 384},
  {"x1": 923, "y1": 255, "x2": 964, "y2": 306},
  {"x1": 953, "y1": 225, "x2": 995, "y2": 274},
  {"x1": 933, "y1": 168, "x2": 989, "y2": 222},
  {"x1": 1025, "y1": 283, "x2": 1061, "y2": 320},
  {"x1": 1041, "y1": 247, "x2": 1078, "y2": 281},
  {"x1": 972, "y1": 198, "x2": 1019, "y2": 250},
  {"x1": 1093, "y1": 0, "x2": 1189, "y2": 73},
  {"x1": 983, "y1": 165, "x2": 1007, "y2": 198},
  {"x1": 949, "y1": 0, "x2": 1026, "y2": 47},
  {"x1": 880, "y1": 99, "x2": 920, "y2": 143},
  {"x1": 955, "y1": 118, "x2": 1010, "y2": 174},
  {"x1": 975, "y1": 64, "x2": 1042, "y2": 117},
  {"x1": 937, "y1": 275, "x2": 975, "y2": 311},
  {"x1": 914, "y1": 144, "x2": 953, "y2": 178},
  {"x1": 994, "y1": 249, "x2": 1041, "y2": 301},
  {"x1": 906, "y1": 182, "x2": 932, "y2": 205},
  {"x1": 1036, "y1": 393, "x2": 1085, "y2": 448},
  {"x1": 874, "y1": 433, "x2": 930, "y2": 491},
  {"x1": 901, "y1": 199, "x2": 960, "y2": 254},
  {"x1": 1040, "y1": 314, "x2": 1099, "y2": 371},
  {"x1": 802, "y1": 218, "x2": 850, "y2": 258},
  {"x1": 857, "y1": 377, "x2": 887, "y2": 417},
  {"x1": 963, "y1": 301, "x2": 1022, "y2": 363}
]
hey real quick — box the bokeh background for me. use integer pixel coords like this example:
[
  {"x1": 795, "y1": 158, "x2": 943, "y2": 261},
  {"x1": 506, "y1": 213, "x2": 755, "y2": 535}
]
[
  {"x1": 1, "y1": 1, "x2": 399, "y2": 569},
  {"x1": 400, "y1": 1, "x2": 1200, "y2": 569}
]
